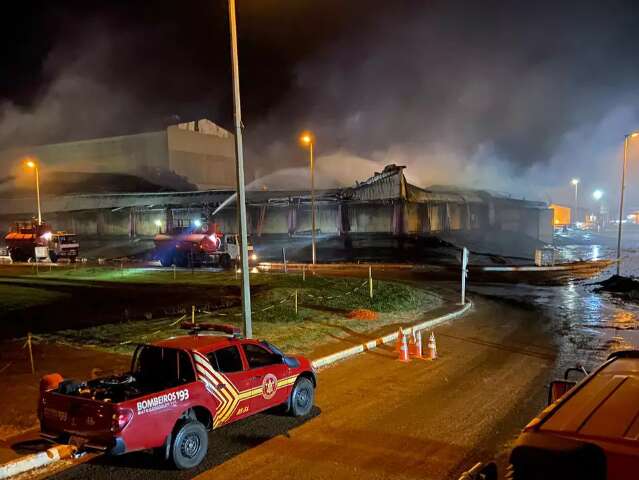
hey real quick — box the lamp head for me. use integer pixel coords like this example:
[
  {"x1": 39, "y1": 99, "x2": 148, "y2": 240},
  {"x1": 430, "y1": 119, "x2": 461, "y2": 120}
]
[
  {"x1": 571, "y1": 178, "x2": 579, "y2": 186},
  {"x1": 300, "y1": 132, "x2": 313, "y2": 146},
  {"x1": 593, "y1": 189, "x2": 604, "y2": 201}
]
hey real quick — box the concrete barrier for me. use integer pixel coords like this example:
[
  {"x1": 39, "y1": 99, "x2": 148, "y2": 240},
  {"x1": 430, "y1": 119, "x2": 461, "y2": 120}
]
[
  {"x1": 312, "y1": 300, "x2": 473, "y2": 369},
  {"x1": 0, "y1": 445, "x2": 75, "y2": 479}
]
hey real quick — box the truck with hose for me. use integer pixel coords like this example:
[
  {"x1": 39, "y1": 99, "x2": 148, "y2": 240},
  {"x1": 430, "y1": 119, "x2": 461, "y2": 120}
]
[{"x1": 153, "y1": 222, "x2": 256, "y2": 269}]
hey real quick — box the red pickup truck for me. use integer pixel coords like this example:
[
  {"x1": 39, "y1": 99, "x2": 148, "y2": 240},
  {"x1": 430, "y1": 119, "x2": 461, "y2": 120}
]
[{"x1": 38, "y1": 324, "x2": 316, "y2": 469}]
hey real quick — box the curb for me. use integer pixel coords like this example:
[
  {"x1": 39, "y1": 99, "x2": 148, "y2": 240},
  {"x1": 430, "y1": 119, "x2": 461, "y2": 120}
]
[
  {"x1": 0, "y1": 445, "x2": 75, "y2": 480},
  {"x1": 258, "y1": 262, "x2": 415, "y2": 271},
  {"x1": 311, "y1": 300, "x2": 473, "y2": 369}
]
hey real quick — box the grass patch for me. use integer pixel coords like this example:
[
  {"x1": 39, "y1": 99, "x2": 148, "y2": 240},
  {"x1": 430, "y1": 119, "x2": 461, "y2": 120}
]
[
  {"x1": 0, "y1": 284, "x2": 71, "y2": 312},
  {"x1": 34, "y1": 270, "x2": 441, "y2": 355}
]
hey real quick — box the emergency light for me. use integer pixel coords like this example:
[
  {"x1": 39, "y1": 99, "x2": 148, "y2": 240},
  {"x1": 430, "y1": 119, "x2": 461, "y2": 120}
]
[{"x1": 180, "y1": 322, "x2": 241, "y2": 337}]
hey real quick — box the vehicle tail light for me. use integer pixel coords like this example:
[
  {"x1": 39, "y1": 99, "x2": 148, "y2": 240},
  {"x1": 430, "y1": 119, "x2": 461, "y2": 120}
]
[{"x1": 112, "y1": 409, "x2": 133, "y2": 432}]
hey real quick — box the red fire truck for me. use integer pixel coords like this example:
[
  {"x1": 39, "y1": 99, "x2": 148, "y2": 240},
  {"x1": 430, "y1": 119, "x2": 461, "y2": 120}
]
[
  {"x1": 4, "y1": 220, "x2": 79, "y2": 263},
  {"x1": 153, "y1": 222, "x2": 256, "y2": 269},
  {"x1": 38, "y1": 324, "x2": 316, "y2": 469}
]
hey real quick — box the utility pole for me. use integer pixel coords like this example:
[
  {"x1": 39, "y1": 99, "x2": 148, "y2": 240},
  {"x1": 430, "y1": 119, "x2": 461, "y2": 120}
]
[
  {"x1": 617, "y1": 132, "x2": 638, "y2": 276},
  {"x1": 228, "y1": 0, "x2": 252, "y2": 337},
  {"x1": 310, "y1": 141, "x2": 316, "y2": 264}
]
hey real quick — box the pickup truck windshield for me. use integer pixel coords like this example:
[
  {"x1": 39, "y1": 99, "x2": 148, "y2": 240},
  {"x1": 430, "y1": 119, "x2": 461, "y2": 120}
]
[{"x1": 132, "y1": 345, "x2": 196, "y2": 388}]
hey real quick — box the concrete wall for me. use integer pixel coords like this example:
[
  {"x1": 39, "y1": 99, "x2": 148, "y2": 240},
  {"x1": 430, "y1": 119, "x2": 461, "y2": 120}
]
[
  {"x1": 1, "y1": 132, "x2": 169, "y2": 175},
  {"x1": 0, "y1": 198, "x2": 553, "y2": 248},
  {"x1": 166, "y1": 126, "x2": 238, "y2": 189}
]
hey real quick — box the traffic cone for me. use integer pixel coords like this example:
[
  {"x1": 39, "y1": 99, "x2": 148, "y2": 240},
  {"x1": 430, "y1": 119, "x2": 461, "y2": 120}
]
[
  {"x1": 408, "y1": 331, "x2": 417, "y2": 357},
  {"x1": 398, "y1": 331, "x2": 411, "y2": 362},
  {"x1": 412, "y1": 330, "x2": 424, "y2": 359},
  {"x1": 395, "y1": 327, "x2": 404, "y2": 352},
  {"x1": 427, "y1": 332, "x2": 438, "y2": 360}
]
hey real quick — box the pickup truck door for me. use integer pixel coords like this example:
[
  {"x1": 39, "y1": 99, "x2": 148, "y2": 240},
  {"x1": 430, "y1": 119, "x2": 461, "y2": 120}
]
[
  {"x1": 197, "y1": 346, "x2": 253, "y2": 427},
  {"x1": 241, "y1": 343, "x2": 293, "y2": 413}
]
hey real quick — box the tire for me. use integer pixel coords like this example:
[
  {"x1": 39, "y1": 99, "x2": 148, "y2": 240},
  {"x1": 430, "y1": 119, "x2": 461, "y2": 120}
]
[
  {"x1": 219, "y1": 254, "x2": 231, "y2": 269},
  {"x1": 289, "y1": 377, "x2": 314, "y2": 417},
  {"x1": 159, "y1": 252, "x2": 174, "y2": 267},
  {"x1": 170, "y1": 421, "x2": 208, "y2": 470},
  {"x1": 49, "y1": 252, "x2": 58, "y2": 263}
]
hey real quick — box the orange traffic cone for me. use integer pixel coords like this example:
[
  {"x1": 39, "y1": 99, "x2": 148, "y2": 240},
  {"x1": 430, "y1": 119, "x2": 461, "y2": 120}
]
[
  {"x1": 398, "y1": 331, "x2": 411, "y2": 362},
  {"x1": 408, "y1": 331, "x2": 417, "y2": 357},
  {"x1": 427, "y1": 332, "x2": 438, "y2": 360},
  {"x1": 395, "y1": 327, "x2": 404, "y2": 352},
  {"x1": 412, "y1": 330, "x2": 424, "y2": 359}
]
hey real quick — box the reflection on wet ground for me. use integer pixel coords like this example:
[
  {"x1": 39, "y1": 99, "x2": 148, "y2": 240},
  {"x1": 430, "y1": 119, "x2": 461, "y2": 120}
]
[{"x1": 471, "y1": 241, "x2": 639, "y2": 376}]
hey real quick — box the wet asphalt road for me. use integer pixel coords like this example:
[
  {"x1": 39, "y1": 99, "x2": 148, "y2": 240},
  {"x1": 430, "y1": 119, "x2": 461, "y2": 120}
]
[{"x1": 48, "y1": 293, "x2": 557, "y2": 480}]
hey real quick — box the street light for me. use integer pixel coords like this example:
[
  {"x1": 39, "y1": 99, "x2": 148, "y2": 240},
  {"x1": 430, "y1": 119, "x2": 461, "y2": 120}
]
[
  {"x1": 24, "y1": 158, "x2": 42, "y2": 225},
  {"x1": 616, "y1": 131, "x2": 639, "y2": 275},
  {"x1": 300, "y1": 132, "x2": 316, "y2": 264},
  {"x1": 228, "y1": 0, "x2": 253, "y2": 338},
  {"x1": 593, "y1": 189, "x2": 603, "y2": 201},
  {"x1": 571, "y1": 178, "x2": 579, "y2": 223}
]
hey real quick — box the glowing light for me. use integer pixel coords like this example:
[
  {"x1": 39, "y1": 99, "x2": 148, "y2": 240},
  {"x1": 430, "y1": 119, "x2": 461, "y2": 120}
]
[
  {"x1": 250, "y1": 253, "x2": 258, "y2": 261},
  {"x1": 571, "y1": 178, "x2": 579, "y2": 186},
  {"x1": 300, "y1": 132, "x2": 313, "y2": 146},
  {"x1": 193, "y1": 219, "x2": 202, "y2": 228},
  {"x1": 25, "y1": 159, "x2": 36, "y2": 169},
  {"x1": 154, "y1": 220, "x2": 162, "y2": 227},
  {"x1": 593, "y1": 189, "x2": 603, "y2": 200},
  {"x1": 631, "y1": 132, "x2": 639, "y2": 138},
  {"x1": 41, "y1": 231, "x2": 52, "y2": 241}
]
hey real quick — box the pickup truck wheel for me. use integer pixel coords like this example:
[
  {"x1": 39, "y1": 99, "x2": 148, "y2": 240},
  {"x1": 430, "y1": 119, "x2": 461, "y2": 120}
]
[
  {"x1": 170, "y1": 421, "x2": 208, "y2": 470},
  {"x1": 289, "y1": 377, "x2": 314, "y2": 417},
  {"x1": 219, "y1": 254, "x2": 231, "y2": 269}
]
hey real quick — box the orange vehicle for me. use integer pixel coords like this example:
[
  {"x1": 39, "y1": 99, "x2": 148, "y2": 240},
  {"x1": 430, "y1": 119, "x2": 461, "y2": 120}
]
[
  {"x1": 4, "y1": 220, "x2": 79, "y2": 263},
  {"x1": 460, "y1": 350, "x2": 639, "y2": 479}
]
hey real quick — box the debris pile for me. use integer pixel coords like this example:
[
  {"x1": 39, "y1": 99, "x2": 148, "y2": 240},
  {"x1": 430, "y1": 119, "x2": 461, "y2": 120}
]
[
  {"x1": 346, "y1": 309, "x2": 378, "y2": 320},
  {"x1": 595, "y1": 275, "x2": 639, "y2": 301}
]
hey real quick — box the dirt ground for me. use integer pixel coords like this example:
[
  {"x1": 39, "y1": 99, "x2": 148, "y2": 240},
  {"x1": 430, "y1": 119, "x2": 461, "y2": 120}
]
[{"x1": 0, "y1": 341, "x2": 129, "y2": 442}]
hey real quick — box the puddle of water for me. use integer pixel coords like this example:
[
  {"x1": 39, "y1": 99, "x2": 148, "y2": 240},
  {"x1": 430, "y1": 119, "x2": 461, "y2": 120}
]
[{"x1": 471, "y1": 239, "x2": 639, "y2": 375}]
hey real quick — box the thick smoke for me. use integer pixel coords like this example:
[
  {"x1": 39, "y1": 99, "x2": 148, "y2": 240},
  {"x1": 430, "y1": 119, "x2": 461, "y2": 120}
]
[
  {"x1": 247, "y1": 0, "x2": 639, "y2": 207},
  {"x1": 2, "y1": 1, "x2": 639, "y2": 209}
]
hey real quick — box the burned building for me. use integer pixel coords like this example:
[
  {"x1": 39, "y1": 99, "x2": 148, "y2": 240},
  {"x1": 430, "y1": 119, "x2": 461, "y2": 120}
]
[{"x1": 0, "y1": 163, "x2": 552, "y2": 260}]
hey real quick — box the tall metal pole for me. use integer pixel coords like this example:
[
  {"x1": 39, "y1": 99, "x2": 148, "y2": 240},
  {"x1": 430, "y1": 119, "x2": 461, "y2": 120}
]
[
  {"x1": 35, "y1": 165, "x2": 42, "y2": 226},
  {"x1": 228, "y1": 0, "x2": 252, "y2": 337},
  {"x1": 616, "y1": 136, "x2": 629, "y2": 276},
  {"x1": 574, "y1": 182, "x2": 578, "y2": 221},
  {"x1": 310, "y1": 141, "x2": 316, "y2": 264}
]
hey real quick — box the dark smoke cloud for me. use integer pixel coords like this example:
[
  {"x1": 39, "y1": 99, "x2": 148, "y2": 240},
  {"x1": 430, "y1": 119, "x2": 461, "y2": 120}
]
[
  {"x1": 247, "y1": 0, "x2": 639, "y2": 206},
  {"x1": 2, "y1": 1, "x2": 639, "y2": 209}
]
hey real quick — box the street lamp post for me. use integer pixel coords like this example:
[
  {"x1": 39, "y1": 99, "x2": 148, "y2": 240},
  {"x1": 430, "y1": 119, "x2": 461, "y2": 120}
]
[
  {"x1": 25, "y1": 159, "x2": 41, "y2": 225},
  {"x1": 300, "y1": 133, "x2": 316, "y2": 264},
  {"x1": 616, "y1": 132, "x2": 639, "y2": 275},
  {"x1": 593, "y1": 189, "x2": 604, "y2": 230},
  {"x1": 228, "y1": 0, "x2": 253, "y2": 338},
  {"x1": 571, "y1": 178, "x2": 579, "y2": 223}
]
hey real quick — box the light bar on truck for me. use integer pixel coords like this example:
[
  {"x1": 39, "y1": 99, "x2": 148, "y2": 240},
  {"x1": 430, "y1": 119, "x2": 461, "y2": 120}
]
[{"x1": 179, "y1": 322, "x2": 241, "y2": 337}]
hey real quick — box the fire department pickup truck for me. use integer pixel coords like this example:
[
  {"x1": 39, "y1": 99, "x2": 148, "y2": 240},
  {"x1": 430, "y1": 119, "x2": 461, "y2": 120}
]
[{"x1": 38, "y1": 324, "x2": 316, "y2": 469}]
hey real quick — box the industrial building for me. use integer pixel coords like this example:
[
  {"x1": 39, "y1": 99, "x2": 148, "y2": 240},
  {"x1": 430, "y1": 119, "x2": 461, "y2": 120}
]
[{"x1": 0, "y1": 119, "x2": 241, "y2": 192}]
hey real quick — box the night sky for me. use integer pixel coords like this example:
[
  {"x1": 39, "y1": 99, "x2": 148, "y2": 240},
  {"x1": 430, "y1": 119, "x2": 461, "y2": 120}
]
[{"x1": 2, "y1": 0, "x2": 639, "y2": 203}]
